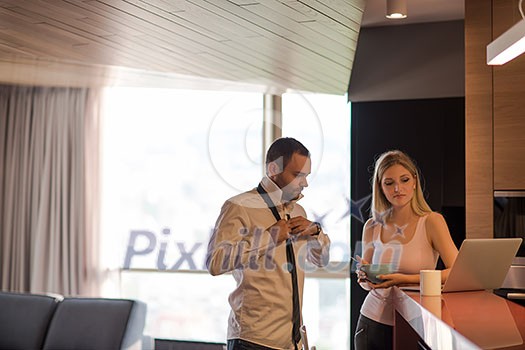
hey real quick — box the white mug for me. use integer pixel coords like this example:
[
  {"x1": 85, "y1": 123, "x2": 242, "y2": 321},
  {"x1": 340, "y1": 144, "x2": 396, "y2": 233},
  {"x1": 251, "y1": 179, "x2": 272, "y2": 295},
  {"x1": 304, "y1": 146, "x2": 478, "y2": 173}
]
[
  {"x1": 420, "y1": 270, "x2": 441, "y2": 296},
  {"x1": 420, "y1": 295, "x2": 442, "y2": 318}
]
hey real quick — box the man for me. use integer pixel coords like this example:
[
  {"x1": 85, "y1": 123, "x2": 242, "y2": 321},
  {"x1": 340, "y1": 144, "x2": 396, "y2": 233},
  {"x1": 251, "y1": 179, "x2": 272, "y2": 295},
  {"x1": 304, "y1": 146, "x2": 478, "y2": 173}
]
[{"x1": 206, "y1": 137, "x2": 330, "y2": 350}]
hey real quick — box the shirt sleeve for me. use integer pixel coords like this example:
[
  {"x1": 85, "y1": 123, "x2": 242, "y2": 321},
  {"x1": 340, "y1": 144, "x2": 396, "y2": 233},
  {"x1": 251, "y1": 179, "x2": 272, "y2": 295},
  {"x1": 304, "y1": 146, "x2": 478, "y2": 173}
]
[
  {"x1": 205, "y1": 200, "x2": 277, "y2": 276},
  {"x1": 305, "y1": 230, "x2": 331, "y2": 268}
]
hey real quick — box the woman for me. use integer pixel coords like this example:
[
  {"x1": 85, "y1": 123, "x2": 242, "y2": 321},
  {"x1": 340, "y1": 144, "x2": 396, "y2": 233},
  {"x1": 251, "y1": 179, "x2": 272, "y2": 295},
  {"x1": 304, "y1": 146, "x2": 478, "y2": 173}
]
[{"x1": 354, "y1": 150, "x2": 458, "y2": 350}]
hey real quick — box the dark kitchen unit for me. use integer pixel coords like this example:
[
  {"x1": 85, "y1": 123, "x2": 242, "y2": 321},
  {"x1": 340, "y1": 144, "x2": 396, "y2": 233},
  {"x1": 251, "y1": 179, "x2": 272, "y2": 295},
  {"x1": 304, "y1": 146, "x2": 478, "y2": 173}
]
[{"x1": 494, "y1": 191, "x2": 525, "y2": 306}]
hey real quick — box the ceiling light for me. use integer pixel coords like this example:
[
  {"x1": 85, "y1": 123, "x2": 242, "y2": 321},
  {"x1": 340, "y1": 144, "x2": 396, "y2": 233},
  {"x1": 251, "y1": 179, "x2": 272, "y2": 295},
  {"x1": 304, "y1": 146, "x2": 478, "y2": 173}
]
[
  {"x1": 386, "y1": 0, "x2": 407, "y2": 19},
  {"x1": 487, "y1": 0, "x2": 525, "y2": 65}
]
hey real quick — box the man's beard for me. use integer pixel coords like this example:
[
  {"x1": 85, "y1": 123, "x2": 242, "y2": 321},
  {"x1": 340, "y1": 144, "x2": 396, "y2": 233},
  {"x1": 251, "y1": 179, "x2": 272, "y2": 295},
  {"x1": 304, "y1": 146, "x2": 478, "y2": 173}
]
[{"x1": 283, "y1": 190, "x2": 301, "y2": 202}]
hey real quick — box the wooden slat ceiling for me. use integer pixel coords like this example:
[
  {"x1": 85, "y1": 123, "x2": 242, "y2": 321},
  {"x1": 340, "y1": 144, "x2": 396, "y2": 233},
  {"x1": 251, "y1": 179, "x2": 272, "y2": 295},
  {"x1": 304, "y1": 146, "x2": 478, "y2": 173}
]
[{"x1": 0, "y1": 0, "x2": 365, "y2": 94}]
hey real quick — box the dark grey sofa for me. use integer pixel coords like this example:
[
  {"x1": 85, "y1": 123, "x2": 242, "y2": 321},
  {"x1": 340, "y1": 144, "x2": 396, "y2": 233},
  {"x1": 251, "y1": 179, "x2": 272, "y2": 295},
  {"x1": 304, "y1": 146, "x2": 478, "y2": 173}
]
[{"x1": 0, "y1": 291, "x2": 147, "y2": 350}]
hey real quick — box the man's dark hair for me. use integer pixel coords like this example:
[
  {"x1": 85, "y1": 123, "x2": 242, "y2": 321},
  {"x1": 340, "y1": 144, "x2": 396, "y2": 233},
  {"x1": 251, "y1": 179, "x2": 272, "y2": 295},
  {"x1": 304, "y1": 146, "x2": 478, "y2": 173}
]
[{"x1": 265, "y1": 137, "x2": 310, "y2": 170}]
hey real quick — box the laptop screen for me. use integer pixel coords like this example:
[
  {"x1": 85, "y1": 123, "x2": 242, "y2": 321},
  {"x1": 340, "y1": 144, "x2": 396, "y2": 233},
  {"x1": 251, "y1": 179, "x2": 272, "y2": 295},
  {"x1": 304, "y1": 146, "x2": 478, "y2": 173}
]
[{"x1": 441, "y1": 238, "x2": 522, "y2": 293}]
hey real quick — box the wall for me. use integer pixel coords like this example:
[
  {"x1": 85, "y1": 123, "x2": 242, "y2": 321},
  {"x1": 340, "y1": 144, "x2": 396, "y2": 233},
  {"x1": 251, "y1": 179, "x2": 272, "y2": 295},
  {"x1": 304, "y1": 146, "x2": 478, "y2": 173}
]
[
  {"x1": 349, "y1": 97, "x2": 465, "y2": 348},
  {"x1": 348, "y1": 20, "x2": 465, "y2": 102},
  {"x1": 465, "y1": 0, "x2": 525, "y2": 238},
  {"x1": 492, "y1": 0, "x2": 525, "y2": 190},
  {"x1": 347, "y1": 18, "x2": 467, "y2": 350}
]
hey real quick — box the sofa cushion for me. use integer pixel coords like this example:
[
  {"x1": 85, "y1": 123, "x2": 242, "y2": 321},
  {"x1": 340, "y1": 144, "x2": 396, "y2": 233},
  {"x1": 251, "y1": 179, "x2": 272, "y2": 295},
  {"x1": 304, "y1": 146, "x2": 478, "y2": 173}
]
[
  {"x1": 42, "y1": 297, "x2": 143, "y2": 350},
  {"x1": 0, "y1": 291, "x2": 60, "y2": 349}
]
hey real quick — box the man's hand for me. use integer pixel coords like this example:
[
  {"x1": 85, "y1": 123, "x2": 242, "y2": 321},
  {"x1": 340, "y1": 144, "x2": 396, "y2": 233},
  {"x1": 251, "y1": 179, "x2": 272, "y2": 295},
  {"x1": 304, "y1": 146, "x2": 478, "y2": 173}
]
[
  {"x1": 287, "y1": 216, "x2": 319, "y2": 238},
  {"x1": 269, "y1": 219, "x2": 290, "y2": 244}
]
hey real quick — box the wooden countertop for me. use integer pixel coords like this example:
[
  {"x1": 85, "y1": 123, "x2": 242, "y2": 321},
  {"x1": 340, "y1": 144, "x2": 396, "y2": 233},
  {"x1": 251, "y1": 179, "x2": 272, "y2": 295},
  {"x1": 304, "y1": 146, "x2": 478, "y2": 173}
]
[{"x1": 393, "y1": 287, "x2": 525, "y2": 349}]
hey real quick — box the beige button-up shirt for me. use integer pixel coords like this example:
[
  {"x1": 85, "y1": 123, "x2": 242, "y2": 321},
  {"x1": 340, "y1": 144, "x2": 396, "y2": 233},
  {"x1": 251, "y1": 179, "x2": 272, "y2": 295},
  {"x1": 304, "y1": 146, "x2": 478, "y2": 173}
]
[{"x1": 206, "y1": 176, "x2": 330, "y2": 349}]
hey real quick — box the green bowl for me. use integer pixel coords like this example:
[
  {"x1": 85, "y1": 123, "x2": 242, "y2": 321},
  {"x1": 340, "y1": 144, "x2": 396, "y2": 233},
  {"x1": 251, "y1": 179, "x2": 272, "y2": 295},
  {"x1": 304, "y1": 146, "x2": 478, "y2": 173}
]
[{"x1": 360, "y1": 264, "x2": 394, "y2": 284}]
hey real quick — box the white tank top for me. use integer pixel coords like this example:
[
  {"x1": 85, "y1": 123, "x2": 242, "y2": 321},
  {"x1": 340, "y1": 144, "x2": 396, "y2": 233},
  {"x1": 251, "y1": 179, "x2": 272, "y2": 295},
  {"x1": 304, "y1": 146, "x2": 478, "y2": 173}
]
[{"x1": 360, "y1": 214, "x2": 439, "y2": 325}]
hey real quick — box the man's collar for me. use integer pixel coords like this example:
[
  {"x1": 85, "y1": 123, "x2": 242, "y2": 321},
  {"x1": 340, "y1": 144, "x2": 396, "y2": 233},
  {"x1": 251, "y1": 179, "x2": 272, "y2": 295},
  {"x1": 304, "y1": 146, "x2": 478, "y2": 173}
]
[{"x1": 260, "y1": 176, "x2": 303, "y2": 207}]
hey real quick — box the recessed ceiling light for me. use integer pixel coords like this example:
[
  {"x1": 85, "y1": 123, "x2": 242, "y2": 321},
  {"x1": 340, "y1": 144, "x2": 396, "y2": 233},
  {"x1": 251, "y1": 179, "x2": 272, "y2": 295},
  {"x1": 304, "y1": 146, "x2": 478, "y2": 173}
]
[{"x1": 386, "y1": 0, "x2": 407, "y2": 19}]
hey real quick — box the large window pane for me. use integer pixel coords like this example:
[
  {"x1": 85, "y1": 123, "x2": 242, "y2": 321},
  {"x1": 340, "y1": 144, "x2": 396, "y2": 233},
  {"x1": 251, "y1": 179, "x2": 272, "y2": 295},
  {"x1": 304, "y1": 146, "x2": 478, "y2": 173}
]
[
  {"x1": 303, "y1": 277, "x2": 351, "y2": 350},
  {"x1": 101, "y1": 87, "x2": 263, "y2": 274},
  {"x1": 282, "y1": 92, "x2": 351, "y2": 350},
  {"x1": 101, "y1": 88, "x2": 350, "y2": 348},
  {"x1": 102, "y1": 87, "x2": 265, "y2": 342},
  {"x1": 120, "y1": 270, "x2": 235, "y2": 342},
  {"x1": 282, "y1": 92, "x2": 351, "y2": 261}
]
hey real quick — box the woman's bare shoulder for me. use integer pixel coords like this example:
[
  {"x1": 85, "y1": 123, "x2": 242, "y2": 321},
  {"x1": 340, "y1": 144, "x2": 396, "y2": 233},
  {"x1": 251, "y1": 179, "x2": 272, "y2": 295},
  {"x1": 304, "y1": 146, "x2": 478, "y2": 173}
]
[
  {"x1": 362, "y1": 217, "x2": 379, "y2": 238},
  {"x1": 425, "y1": 211, "x2": 446, "y2": 225},
  {"x1": 364, "y1": 217, "x2": 381, "y2": 230},
  {"x1": 424, "y1": 211, "x2": 451, "y2": 237}
]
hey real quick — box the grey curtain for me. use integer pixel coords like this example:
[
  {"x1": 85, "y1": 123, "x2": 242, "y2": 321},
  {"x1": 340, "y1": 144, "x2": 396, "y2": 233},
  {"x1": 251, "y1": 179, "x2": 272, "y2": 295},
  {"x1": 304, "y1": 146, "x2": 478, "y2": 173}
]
[{"x1": 0, "y1": 85, "x2": 101, "y2": 296}]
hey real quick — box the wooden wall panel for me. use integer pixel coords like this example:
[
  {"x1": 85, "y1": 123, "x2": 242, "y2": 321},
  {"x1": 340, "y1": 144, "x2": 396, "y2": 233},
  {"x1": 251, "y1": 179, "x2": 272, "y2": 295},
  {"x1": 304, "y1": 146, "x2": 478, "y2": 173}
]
[
  {"x1": 493, "y1": 0, "x2": 525, "y2": 190},
  {"x1": 465, "y1": 0, "x2": 493, "y2": 238}
]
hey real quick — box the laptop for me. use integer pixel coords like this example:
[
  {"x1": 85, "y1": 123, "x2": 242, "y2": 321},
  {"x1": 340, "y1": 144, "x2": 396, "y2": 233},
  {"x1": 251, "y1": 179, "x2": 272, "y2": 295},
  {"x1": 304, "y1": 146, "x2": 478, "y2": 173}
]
[
  {"x1": 400, "y1": 238, "x2": 522, "y2": 293},
  {"x1": 441, "y1": 238, "x2": 522, "y2": 293}
]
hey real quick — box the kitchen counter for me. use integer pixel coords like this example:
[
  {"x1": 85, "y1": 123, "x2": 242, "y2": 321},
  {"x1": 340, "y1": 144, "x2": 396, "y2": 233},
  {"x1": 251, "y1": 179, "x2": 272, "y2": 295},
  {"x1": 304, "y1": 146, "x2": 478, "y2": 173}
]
[{"x1": 393, "y1": 287, "x2": 525, "y2": 349}]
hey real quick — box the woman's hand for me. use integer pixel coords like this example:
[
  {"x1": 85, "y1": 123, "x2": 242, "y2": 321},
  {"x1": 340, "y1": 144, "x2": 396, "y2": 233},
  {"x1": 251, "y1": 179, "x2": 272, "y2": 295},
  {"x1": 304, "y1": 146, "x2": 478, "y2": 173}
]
[
  {"x1": 355, "y1": 256, "x2": 373, "y2": 289},
  {"x1": 370, "y1": 273, "x2": 409, "y2": 288}
]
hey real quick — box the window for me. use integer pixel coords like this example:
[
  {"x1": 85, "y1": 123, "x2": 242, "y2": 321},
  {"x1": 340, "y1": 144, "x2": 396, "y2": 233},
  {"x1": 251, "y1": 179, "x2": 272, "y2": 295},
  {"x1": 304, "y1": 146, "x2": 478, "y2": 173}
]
[
  {"x1": 101, "y1": 87, "x2": 263, "y2": 274},
  {"x1": 101, "y1": 87, "x2": 350, "y2": 349},
  {"x1": 283, "y1": 91, "x2": 351, "y2": 349},
  {"x1": 282, "y1": 92, "x2": 351, "y2": 263}
]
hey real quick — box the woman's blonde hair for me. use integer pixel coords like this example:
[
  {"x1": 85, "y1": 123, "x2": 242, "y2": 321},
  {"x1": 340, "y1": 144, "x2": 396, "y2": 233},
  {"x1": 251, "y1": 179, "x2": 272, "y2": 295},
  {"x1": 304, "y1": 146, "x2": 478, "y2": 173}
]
[{"x1": 371, "y1": 150, "x2": 432, "y2": 222}]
